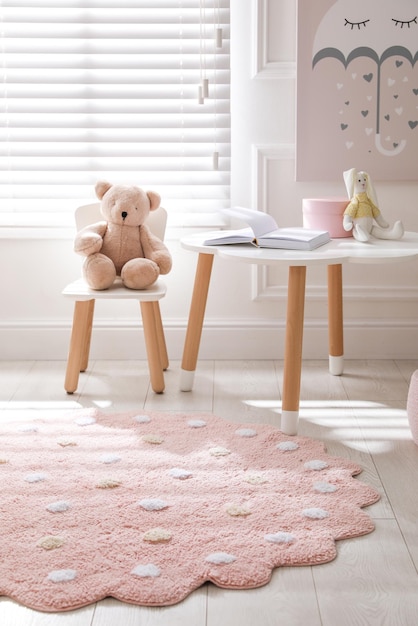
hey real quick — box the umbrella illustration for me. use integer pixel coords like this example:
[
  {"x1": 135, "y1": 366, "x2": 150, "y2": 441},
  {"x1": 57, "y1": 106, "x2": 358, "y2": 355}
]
[{"x1": 312, "y1": 0, "x2": 418, "y2": 156}]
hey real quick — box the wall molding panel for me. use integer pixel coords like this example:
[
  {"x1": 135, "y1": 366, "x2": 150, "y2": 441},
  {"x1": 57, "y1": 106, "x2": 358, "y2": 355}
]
[
  {"x1": 251, "y1": 143, "x2": 295, "y2": 300},
  {"x1": 251, "y1": 0, "x2": 296, "y2": 79}
]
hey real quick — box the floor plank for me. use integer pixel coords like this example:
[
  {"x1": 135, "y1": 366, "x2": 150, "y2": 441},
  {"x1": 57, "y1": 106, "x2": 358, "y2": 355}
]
[
  {"x1": 370, "y1": 439, "x2": 418, "y2": 570},
  {"x1": 145, "y1": 360, "x2": 215, "y2": 413},
  {"x1": 313, "y1": 520, "x2": 418, "y2": 626},
  {"x1": 0, "y1": 361, "x2": 35, "y2": 405},
  {"x1": 92, "y1": 590, "x2": 207, "y2": 626},
  {"x1": 207, "y1": 568, "x2": 322, "y2": 626},
  {"x1": 0, "y1": 599, "x2": 94, "y2": 626},
  {"x1": 213, "y1": 359, "x2": 281, "y2": 426}
]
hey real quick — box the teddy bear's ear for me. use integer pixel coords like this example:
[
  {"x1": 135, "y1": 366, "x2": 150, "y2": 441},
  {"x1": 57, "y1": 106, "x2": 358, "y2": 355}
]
[
  {"x1": 95, "y1": 181, "x2": 112, "y2": 200},
  {"x1": 147, "y1": 191, "x2": 161, "y2": 212}
]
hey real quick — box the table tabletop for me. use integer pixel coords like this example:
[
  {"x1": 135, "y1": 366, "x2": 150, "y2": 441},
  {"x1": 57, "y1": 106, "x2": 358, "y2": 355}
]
[{"x1": 181, "y1": 231, "x2": 418, "y2": 266}]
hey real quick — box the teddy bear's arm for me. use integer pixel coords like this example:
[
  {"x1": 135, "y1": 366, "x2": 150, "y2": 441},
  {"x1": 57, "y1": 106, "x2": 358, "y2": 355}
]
[
  {"x1": 139, "y1": 225, "x2": 172, "y2": 275},
  {"x1": 74, "y1": 221, "x2": 108, "y2": 257}
]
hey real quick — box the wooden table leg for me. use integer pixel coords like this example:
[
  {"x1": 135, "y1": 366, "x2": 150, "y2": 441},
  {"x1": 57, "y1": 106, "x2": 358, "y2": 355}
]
[
  {"x1": 281, "y1": 265, "x2": 306, "y2": 436},
  {"x1": 180, "y1": 252, "x2": 214, "y2": 391},
  {"x1": 327, "y1": 263, "x2": 344, "y2": 376}
]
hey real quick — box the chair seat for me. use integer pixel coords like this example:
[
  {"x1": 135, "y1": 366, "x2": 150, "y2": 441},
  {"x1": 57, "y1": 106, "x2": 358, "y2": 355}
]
[
  {"x1": 62, "y1": 277, "x2": 167, "y2": 301},
  {"x1": 62, "y1": 277, "x2": 169, "y2": 395}
]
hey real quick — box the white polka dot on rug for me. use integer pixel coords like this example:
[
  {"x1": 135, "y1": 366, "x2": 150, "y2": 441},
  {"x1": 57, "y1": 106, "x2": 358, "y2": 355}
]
[
  {"x1": 47, "y1": 569, "x2": 77, "y2": 583},
  {"x1": 142, "y1": 434, "x2": 164, "y2": 445},
  {"x1": 133, "y1": 414, "x2": 151, "y2": 424},
  {"x1": 57, "y1": 439, "x2": 77, "y2": 447},
  {"x1": 244, "y1": 472, "x2": 268, "y2": 485},
  {"x1": 277, "y1": 441, "x2": 299, "y2": 451},
  {"x1": 169, "y1": 468, "x2": 192, "y2": 480},
  {"x1": 143, "y1": 528, "x2": 172, "y2": 543},
  {"x1": 18, "y1": 424, "x2": 39, "y2": 433},
  {"x1": 205, "y1": 552, "x2": 237, "y2": 564},
  {"x1": 24, "y1": 472, "x2": 47, "y2": 483},
  {"x1": 235, "y1": 428, "x2": 257, "y2": 438},
  {"x1": 264, "y1": 531, "x2": 296, "y2": 544},
  {"x1": 74, "y1": 416, "x2": 96, "y2": 427},
  {"x1": 99, "y1": 453, "x2": 122, "y2": 464},
  {"x1": 38, "y1": 536, "x2": 65, "y2": 550},
  {"x1": 138, "y1": 498, "x2": 169, "y2": 511},
  {"x1": 188, "y1": 419, "x2": 207, "y2": 428},
  {"x1": 209, "y1": 446, "x2": 231, "y2": 457},
  {"x1": 95, "y1": 478, "x2": 121, "y2": 489},
  {"x1": 131, "y1": 564, "x2": 161, "y2": 578},
  {"x1": 304, "y1": 460, "x2": 329, "y2": 471},
  {"x1": 226, "y1": 504, "x2": 251, "y2": 517},
  {"x1": 46, "y1": 500, "x2": 71, "y2": 513},
  {"x1": 313, "y1": 481, "x2": 338, "y2": 493},
  {"x1": 303, "y1": 507, "x2": 329, "y2": 519}
]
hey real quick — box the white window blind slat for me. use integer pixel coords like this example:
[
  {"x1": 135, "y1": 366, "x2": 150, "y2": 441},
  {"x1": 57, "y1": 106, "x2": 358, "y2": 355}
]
[{"x1": 0, "y1": 0, "x2": 230, "y2": 216}]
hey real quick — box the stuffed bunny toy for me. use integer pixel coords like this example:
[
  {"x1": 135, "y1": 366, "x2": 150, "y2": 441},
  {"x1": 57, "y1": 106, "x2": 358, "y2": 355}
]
[{"x1": 343, "y1": 168, "x2": 404, "y2": 242}]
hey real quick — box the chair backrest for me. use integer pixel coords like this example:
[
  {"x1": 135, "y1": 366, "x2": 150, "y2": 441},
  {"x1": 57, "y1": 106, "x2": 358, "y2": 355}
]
[{"x1": 74, "y1": 202, "x2": 168, "y2": 240}]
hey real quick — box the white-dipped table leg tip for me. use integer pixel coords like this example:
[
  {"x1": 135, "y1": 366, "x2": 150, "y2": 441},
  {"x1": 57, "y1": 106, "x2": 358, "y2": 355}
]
[
  {"x1": 281, "y1": 410, "x2": 299, "y2": 436},
  {"x1": 180, "y1": 369, "x2": 195, "y2": 392},
  {"x1": 329, "y1": 355, "x2": 344, "y2": 376}
]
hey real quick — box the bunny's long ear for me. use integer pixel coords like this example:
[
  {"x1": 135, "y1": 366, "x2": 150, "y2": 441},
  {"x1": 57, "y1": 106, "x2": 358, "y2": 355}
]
[
  {"x1": 343, "y1": 168, "x2": 356, "y2": 199},
  {"x1": 364, "y1": 172, "x2": 379, "y2": 206}
]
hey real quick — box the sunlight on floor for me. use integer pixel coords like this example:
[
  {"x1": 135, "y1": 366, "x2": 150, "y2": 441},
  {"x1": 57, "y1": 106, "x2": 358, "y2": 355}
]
[
  {"x1": 244, "y1": 398, "x2": 412, "y2": 451},
  {"x1": 0, "y1": 401, "x2": 81, "y2": 410},
  {"x1": 91, "y1": 400, "x2": 114, "y2": 408},
  {"x1": 1, "y1": 397, "x2": 413, "y2": 454}
]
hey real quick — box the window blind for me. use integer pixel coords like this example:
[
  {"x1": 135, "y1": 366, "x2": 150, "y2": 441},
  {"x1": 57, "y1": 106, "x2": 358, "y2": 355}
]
[{"x1": 0, "y1": 0, "x2": 230, "y2": 218}]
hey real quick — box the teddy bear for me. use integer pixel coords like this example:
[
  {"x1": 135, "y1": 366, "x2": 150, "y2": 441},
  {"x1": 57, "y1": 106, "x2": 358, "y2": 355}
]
[
  {"x1": 74, "y1": 181, "x2": 172, "y2": 290},
  {"x1": 342, "y1": 168, "x2": 404, "y2": 242}
]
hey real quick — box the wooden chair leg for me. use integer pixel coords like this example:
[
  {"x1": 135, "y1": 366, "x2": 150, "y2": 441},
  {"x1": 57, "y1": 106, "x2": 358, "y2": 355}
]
[
  {"x1": 80, "y1": 299, "x2": 95, "y2": 372},
  {"x1": 64, "y1": 299, "x2": 94, "y2": 394},
  {"x1": 140, "y1": 301, "x2": 165, "y2": 393},
  {"x1": 152, "y1": 301, "x2": 169, "y2": 371}
]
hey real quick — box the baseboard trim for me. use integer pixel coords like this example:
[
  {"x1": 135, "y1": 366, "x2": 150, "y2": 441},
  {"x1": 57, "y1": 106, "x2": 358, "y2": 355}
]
[{"x1": 1, "y1": 318, "x2": 418, "y2": 360}]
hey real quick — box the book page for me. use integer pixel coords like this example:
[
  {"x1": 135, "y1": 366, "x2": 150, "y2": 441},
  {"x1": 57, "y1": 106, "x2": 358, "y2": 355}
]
[
  {"x1": 203, "y1": 227, "x2": 254, "y2": 245},
  {"x1": 259, "y1": 227, "x2": 326, "y2": 242},
  {"x1": 222, "y1": 207, "x2": 279, "y2": 238}
]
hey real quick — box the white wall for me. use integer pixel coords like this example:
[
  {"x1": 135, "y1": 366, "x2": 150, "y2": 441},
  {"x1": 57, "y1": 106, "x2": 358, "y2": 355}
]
[{"x1": 1, "y1": 0, "x2": 418, "y2": 362}]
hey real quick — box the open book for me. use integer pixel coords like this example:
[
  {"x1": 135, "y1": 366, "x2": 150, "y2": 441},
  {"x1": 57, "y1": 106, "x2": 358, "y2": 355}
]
[{"x1": 203, "y1": 206, "x2": 331, "y2": 250}]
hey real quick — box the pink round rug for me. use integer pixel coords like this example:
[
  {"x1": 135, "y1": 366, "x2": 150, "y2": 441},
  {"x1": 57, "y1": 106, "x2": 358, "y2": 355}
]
[{"x1": 0, "y1": 410, "x2": 379, "y2": 612}]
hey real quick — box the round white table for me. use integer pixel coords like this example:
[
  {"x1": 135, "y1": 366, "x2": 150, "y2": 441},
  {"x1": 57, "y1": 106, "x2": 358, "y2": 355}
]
[{"x1": 180, "y1": 232, "x2": 418, "y2": 435}]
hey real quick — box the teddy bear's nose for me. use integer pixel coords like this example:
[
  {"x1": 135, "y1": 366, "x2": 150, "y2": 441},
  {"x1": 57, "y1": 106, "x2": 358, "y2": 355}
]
[{"x1": 121, "y1": 211, "x2": 128, "y2": 220}]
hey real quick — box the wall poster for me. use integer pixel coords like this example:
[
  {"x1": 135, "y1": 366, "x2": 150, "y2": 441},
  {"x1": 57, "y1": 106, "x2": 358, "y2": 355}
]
[{"x1": 296, "y1": 0, "x2": 418, "y2": 181}]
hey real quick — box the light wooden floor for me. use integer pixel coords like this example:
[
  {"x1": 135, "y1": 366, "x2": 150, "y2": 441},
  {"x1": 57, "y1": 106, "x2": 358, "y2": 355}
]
[{"x1": 1, "y1": 359, "x2": 418, "y2": 626}]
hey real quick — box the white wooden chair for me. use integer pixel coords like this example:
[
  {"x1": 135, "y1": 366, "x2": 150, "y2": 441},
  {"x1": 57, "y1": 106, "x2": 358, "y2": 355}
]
[{"x1": 62, "y1": 202, "x2": 169, "y2": 394}]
